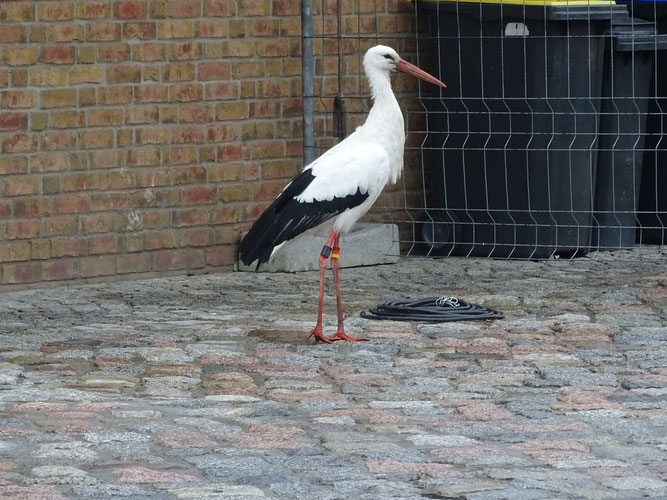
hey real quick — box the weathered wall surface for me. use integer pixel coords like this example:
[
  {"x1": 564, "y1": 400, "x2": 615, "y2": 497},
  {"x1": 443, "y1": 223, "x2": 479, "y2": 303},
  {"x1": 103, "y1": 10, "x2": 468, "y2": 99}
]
[{"x1": 0, "y1": 0, "x2": 421, "y2": 288}]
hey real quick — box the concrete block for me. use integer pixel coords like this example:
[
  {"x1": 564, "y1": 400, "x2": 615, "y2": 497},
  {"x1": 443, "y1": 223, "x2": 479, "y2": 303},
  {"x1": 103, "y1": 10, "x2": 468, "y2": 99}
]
[{"x1": 239, "y1": 223, "x2": 400, "y2": 272}]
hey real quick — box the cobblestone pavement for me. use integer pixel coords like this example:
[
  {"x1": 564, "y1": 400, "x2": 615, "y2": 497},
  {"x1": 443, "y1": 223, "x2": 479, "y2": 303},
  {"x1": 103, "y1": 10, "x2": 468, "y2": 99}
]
[{"x1": 0, "y1": 248, "x2": 665, "y2": 499}]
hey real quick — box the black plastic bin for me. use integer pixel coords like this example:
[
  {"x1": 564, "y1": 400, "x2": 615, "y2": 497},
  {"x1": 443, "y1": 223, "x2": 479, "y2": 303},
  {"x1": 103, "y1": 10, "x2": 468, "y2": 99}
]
[
  {"x1": 593, "y1": 17, "x2": 667, "y2": 249},
  {"x1": 417, "y1": 1, "x2": 626, "y2": 258},
  {"x1": 609, "y1": 0, "x2": 667, "y2": 244}
]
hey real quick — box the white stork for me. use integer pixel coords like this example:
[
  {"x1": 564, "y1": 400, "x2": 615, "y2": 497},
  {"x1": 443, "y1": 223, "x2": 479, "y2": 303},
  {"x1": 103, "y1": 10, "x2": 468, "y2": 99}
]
[{"x1": 239, "y1": 45, "x2": 446, "y2": 343}]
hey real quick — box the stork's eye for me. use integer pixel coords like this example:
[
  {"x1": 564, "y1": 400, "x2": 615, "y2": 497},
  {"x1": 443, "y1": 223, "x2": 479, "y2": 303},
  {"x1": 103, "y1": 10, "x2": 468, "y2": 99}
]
[{"x1": 383, "y1": 54, "x2": 394, "y2": 60}]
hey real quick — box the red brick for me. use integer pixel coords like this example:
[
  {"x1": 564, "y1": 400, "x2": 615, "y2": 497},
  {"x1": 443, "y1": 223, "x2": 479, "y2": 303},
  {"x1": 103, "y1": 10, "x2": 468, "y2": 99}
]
[
  {"x1": 195, "y1": 19, "x2": 228, "y2": 38},
  {"x1": 80, "y1": 130, "x2": 115, "y2": 149},
  {"x1": 0, "y1": 156, "x2": 28, "y2": 175},
  {"x1": 210, "y1": 206, "x2": 241, "y2": 224},
  {"x1": 250, "y1": 100, "x2": 281, "y2": 118},
  {"x1": 0, "y1": 112, "x2": 28, "y2": 131},
  {"x1": 162, "y1": 62, "x2": 195, "y2": 82},
  {"x1": 3, "y1": 47, "x2": 38, "y2": 66},
  {"x1": 136, "y1": 127, "x2": 169, "y2": 145},
  {"x1": 49, "y1": 110, "x2": 86, "y2": 129},
  {"x1": 166, "y1": 146, "x2": 197, "y2": 165},
  {"x1": 0, "y1": 201, "x2": 11, "y2": 218},
  {"x1": 158, "y1": 20, "x2": 194, "y2": 38},
  {"x1": 174, "y1": 208, "x2": 207, "y2": 227},
  {"x1": 2, "y1": 133, "x2": 37, "y2": 153},
  {"x1": 179, "y1": 103, "x2": 214, "y2": 123},
  {"x1": 62, "y1": 173, "x2": 98, "y2": 192},
  {"x1": 205, "y1": 82, "x2": 238, "y2": 100},
  {"x1": 125, "y1": 232, "x2": 144, "y2": 252},
  {"x1": 216, "y1": 102, "x2": 248, "y2": 120},
  {"x1": 99, "y1": 171, "x2": 134, "y2": 190},
  {"x1": 126, "y1": 105, "x2": 159, "y2": 124},
  {"x1": 169, "y1": 84, "x2": 202, "y2": 102},
  {"x1": 38, "y1": 2, "x2": 74, "y2": 21},
  {"x1": 184, "y1": 187, "x2": 215, "y2": 205},
  {"x1": 77, "y1": 1, "x2": 111, "y2": 19},
  {"x1": 40, "y1": 46, "x2": 75, "y2": 64},
  {"x1": 217, "y1": 144, "x2": 245, "y2": 161},
  {"x1": 88, "y1": 234, "x2": 122, "y2": 254},
  {"x1": 3, "y1": 176, "x2": 39, "y2": 197},
  {"x1": 88, "y1": 22, "x2": 121, "y2": 41},
  {"x1": 208, "y1": 124, "x2": 239, "y2": 143},
  {"x1": 41, "y1": 89, "x2": 77, "y2": 108},
  {"x1": 205, "y1": 246, "x2": 236, "y2": 267},
  {"x1": 0, "y1": 2, "x2": 35, "y2": 22},
  {"x1": 256, "y1": 40, "x2": 289, "y2": 57},
  {"x1": 88, "y1": 108, "x2": 124, "y2": 126},
  {"x1": 204, "y1": 0, "x2": 236, "y2": 16},
  {"x1": 144, "y1": 232, "x2": 177, "y2": 250},
  {"x1": 88, "y1": 150, "x2": 122, "y2": 170},
  {"x1": 273, "y1": 0, "x2": 299, "y2": 16},
  {"x1": 152, "y1": 249, "x2": 187, "y2": 270},
  {"x1": 5, "y1": 220, "x2": 40, "y2": 239},
  {"x1": 49, "y1": 23, "x2": 85, "y2": 42},
  {"x1": 166, "y1": 0, "x2": 201, "y2": 17},
  {"x1": 172, "y1": 125, "x2": 207, "y2": 144},
  {"x1": 219, "y1": 183, "x2": 254, "y2": 202},
  {"x1": 135, "y1": 169, "x2": 170, "y2": 187},
  {"x1": 0, "y1": 25, "x2": 25, "y2": 44},
  {"x1": 123, "y1": 21, "x2": 156, "y2": 39},
  {"x1": 107, "y1": 65, "x2": 141, "y2": 84},
  {"x1": 31, "y1": 67, "x2": 67, "y2": 87},
  {"x1": 127, "y1": 146, "x2": 160, "y2": 166},
  {"x1": 100, "y1": 86, "x2": 133, "y2": 105},
  {"x1": 80, "y1": 213, "x2": 118, "y2": 233},
  {"x1": 114, "y1": 0, "x2": 147, "y2": 19},
  {"x1": 30, "y1": 240, "x2": 50, "y2": 259},
  {"x1": 180, "y1": 228, "x2": 214, "y2": 247},
  {"x1": 116, "y1": 253, "x2": 152, "y2": 273},
  {"x1": 51, "y1": 238, "x2": 88, "y2": 258},
  {"x1": 90, "y1": 193, "x2": 130, "y2": 212},
  {"x1": 239, "y1": 0, "x2": 270, "y2": 16},
  {"x1": 14, "y1": 198, "x2": 50, "y2": 218},
  {"x1": 139, "y1": 210, "x2": 171, "y2": 228},
  {"x1": 99, "y1": 43, "x2": 131, "y2": 62},
  {"x1": 197, "y1": 62, "x2": 231, "y2": 81},
  {"x1": 134, "y1": 84, "x2": 168, "y2": 102},
  {"x1": 42, "y1": 259, "x2": 79, "y2": 281},
  {"x1": 53, "y1": 194, "x2": 90, "y2": 214},
  {"x1": 69, "y1": 66, "x2": 105, "y2": 84},
  {"x1": 0, "y1": 241, "x2": 30, "y2": 262},
  {"x1": 2, "y1": 262, "x2": 41, "y2": 284},
  {"x1": 1, "y1": 90, "x2": 36, "y2": 108},
  {"x1": 251, "y1": 140, "x2": 285, "y2": 160},
  {"x1": 172, "y1": 165, "x2": 206, "y2": 184},
  {"x1": 133, "y1": 42, "x2": 165, "y2": 61},
  {"x1": 80, "y1": 256, "x2": 115, "y2": 277},
  {"x1": 170, "y1": 42, "x2": 202, "y2": 60}
]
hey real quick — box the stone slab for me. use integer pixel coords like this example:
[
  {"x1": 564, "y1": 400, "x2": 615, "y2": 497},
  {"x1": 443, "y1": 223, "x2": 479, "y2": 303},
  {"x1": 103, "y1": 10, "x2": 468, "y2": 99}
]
[{"x1": 238, "y1": 223, "x2": 400, "y2": 272}]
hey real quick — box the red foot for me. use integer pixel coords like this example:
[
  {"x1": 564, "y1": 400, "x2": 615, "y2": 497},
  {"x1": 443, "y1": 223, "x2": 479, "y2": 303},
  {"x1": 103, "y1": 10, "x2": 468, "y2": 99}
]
[
  {"x1": 328, "y1": 331, "x2": 369, "y2": 342},
  {"x1": 307, "y1": 326, "x2": 334, "y2": 344}
]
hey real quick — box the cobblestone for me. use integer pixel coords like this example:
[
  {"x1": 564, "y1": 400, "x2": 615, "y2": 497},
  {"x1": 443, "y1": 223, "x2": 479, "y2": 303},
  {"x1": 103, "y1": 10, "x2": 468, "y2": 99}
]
[{"x1": 0, "y1": 248, "x2": 665, "y2": 498}]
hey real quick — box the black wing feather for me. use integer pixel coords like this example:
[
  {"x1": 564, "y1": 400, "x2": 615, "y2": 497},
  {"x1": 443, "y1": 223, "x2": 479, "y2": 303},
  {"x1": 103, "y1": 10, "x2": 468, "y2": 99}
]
[{"x1": 239, "y1": 169, "x2": 369, "y2": 268}]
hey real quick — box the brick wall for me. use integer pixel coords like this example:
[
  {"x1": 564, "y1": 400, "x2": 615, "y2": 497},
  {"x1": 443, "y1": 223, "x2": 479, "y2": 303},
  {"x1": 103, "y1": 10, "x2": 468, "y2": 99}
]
[{"x1": 0, "y1": 0, "x2": 422, "y2": 288}]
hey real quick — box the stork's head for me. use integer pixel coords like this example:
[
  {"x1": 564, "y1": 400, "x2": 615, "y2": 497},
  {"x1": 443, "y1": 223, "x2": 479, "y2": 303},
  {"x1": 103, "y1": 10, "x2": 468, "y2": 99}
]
[{"x1": 363, "y1": 45, "x2": 446, "y2": 88}]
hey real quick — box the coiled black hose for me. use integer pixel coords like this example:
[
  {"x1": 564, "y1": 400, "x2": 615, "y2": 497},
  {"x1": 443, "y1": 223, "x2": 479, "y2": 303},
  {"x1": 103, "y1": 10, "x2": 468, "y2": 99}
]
[{"x1": 361, "y1": 296, "x2": 504, "y2": 322}]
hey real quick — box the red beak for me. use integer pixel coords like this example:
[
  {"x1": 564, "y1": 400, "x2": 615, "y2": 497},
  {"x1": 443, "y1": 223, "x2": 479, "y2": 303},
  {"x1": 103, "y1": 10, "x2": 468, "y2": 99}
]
[{"x1": 395, "y1": 59, "x2": 446, "y2": 88}]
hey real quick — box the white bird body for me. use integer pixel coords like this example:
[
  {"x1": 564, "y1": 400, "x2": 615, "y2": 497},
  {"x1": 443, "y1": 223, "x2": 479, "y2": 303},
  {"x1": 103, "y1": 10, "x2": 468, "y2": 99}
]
[{"x1": 239, "y1": 45, "x2": 445, "y2": 343}]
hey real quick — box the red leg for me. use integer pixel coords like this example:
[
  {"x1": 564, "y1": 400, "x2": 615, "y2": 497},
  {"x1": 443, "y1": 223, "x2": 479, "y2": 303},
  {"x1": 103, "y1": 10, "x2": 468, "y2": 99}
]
[
  {"x1": 307, "y1": 229, "x2": 338, "y2": 343},
  {"x1": 327, "y1": 233, "x2": 368, "y2": 342}
]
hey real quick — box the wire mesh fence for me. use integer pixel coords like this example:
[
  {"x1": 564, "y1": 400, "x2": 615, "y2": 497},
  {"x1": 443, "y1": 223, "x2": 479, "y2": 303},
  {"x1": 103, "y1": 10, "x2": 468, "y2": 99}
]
[{"x1": 306, "y1": 0, "x2": 667, "y2": 260}]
